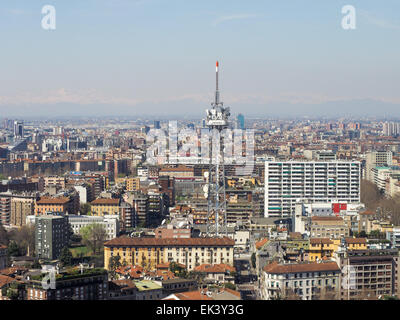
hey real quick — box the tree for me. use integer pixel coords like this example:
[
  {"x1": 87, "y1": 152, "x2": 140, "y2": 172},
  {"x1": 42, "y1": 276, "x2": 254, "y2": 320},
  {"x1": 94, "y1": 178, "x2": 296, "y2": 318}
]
[
  {"x1": 59, "y1": 247, "x2": 73, "y2": 266},
  {"x1": 169, "y1": 261, "x2": 187, "y2": 278},
  {"x1": 80, "y1": 203, "x2": 91, "y2": 215},
  {"x1": 11, "y1": 225, "x2": 35, "y2": 256},
  {"x1": 80, "y1": 223, "x2": 107, "y2": 255},
  {"x1": 108, "y1": 255, "x2": 121, "y2": 280},
  {"x1": 7, "y1": 241, "x2": 20, "y2": 257},
  {"x1": 251, "y1": 253, "x2": 257, "y2": 269}
]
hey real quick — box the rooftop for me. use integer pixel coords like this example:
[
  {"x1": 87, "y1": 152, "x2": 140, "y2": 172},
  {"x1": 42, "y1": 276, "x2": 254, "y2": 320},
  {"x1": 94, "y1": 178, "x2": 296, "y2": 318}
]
[
  {"x1": 263, "y1": 261, "x2": 340, "y2": 274},
  {"x1": 105, "y1": 236, "x2": 235, "y2": 247}
]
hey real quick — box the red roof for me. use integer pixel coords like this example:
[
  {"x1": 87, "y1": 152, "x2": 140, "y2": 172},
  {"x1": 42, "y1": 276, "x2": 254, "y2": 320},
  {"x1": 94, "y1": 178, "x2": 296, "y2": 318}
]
[
  {"x1": 91, "y1": 198, "x2": 120, "y2": 205},
  {"x1": 105, "y1": 237, "x2": 235, "y2": 247},
  {"x1": 263, "y1": 261, "x2": 340, "y2": 274},
  {"x1": 193, "y1": 263, "x2": 235, "y2": 274}
]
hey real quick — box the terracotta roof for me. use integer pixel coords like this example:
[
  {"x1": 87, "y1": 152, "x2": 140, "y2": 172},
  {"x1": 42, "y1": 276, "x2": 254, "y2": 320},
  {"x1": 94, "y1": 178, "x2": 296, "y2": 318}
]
[
  {"x1": 310, "y1": 238, "x2": 333, "y2": 245},
  {"x1": 156, "y1": 262, "x2": 185, "y2": 270},
  {"x1": 311, "y1": 216, "x2": 343, "y2": 222},
  {"x1": 255, "y1": 238, "x2": 268, "y2": 250},
  {"x1": 160, "y1": 166, "x2": 194, "y2": 173},
  {"x1": 359, "y1": 210, "x2": 375, "y2": 215},
  {"x1": 105, "y1": 237, "x2": 235, "y2": 247},
  {"x1": 193, "y1": 264, "x2": 235, "y2": 274},
  {"x1": 0, "y1": 244, "x2": 7, "y2": 250},
  {"x1": 345, "y1": 237, "x2": 367, "y2": 244},
  {"x1": 91, "y1": 198, "x2": 120, "y2": 205},
  {"x1": 263, "y1": 261, "x2": 340, "y2": 274},
  {"x1": 36, "y1": 197, "x2": 69, "y2": 204},
  {"x1": 0, "y1": 274, "x2": 16, "y2": 288}
]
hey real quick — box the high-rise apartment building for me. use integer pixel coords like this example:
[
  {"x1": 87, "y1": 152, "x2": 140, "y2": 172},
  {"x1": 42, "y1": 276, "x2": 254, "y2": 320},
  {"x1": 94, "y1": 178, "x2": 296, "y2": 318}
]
[
  {"x1": 35, "y1": 215, "x2": 70, "y2": 260},
  {"x1": 365, "y1": 151, "x2": 392, "y2": 181},
  {"x1": 264, "y1": 161, "x2": 360, "y2": 217}
]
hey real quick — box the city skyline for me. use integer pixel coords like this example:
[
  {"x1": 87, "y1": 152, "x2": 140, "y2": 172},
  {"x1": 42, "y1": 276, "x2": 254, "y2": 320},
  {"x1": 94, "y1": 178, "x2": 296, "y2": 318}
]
[{"x1": 0, "y1": 0, "x2": 400, "y2": 117}]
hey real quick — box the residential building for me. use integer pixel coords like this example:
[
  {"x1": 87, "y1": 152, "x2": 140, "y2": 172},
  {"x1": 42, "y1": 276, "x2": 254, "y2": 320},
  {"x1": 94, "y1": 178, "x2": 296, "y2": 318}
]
[
  {"x1": 91, "y1": 198, "x2": 120, "y2": 216},
  {"x1": 193, "y1": 263, "x2": 236, "y2": 284},
  {"x1": 310, "y1": 216, "x2": 350, "y2": 239},
  {"x1": 264, "y1": 161, "x2": 360, "y2": 217},
  {"x1": 365, "y1": 151, "x2": 392, "y2": 181},
  {"x1": 26, "y1": 267, "x2": 108, "y2": 300},
  {"x1": 336, "y1": 249, "x2": 400, "y2": 299},
  {"x1": 104, "y1": 237, "x2": 235, "y2": 271},
  {"x1": 35, "y1": 197, "x2": 69, "y2": 216},
  {"x1": 35, "y1": 215, "x2": 70, "y2": 260},
  {"x1": 68, "y1": 214, "x2": 119, "y2": 240},
  {"x1": 261, "y1": 261, "x2": 341, "y2": 300}
]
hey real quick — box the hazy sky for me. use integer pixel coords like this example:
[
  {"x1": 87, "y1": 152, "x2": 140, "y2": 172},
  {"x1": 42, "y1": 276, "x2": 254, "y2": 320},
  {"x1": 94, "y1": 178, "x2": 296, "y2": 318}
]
[{"x1": 0, "y1": 0, "x2": 400, "y2": 118}]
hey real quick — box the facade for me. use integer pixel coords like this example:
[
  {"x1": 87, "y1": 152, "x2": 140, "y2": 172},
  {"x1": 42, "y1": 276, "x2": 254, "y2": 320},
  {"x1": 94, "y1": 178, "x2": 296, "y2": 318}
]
[
  {"x1": 310, "y1": 216, "x2": 350, "y2": 239},
  {"x1": 91, "y1": 198, "x2": 120, "y2": 216},
  {"x1": 35, "y1": 197, "x2": 69, "y2": 215},
  {"x1": 119, "y1": 201, "x2": 136, "y2": 230},
  {"x1": 336, "y1": 249, "x2": 400, "y2": 299},
  {"x1": 155, "y1": 225, "x2": 192, "y2": 239},
  {"x1": 68, "y1": 214, "x2": 119, "y2": 240},
  {"x1": 104, "y1": 237, "x2": 235, "y2": 271},
  {"x1": 264, "y1": 161, "x2": 360, "y2": 217},
  {"x1": 10, "y1": 196, "x2": 36, "y2": 227},
  {"x1": 0, "y1": 196, "x2": 11, "y2": 225},
  {"x1": 193, "y1": 263, "x2": 236, "y2": 284},
  {"x1": 365, "y1": 151, "x2": 392, "y2": 181},
  {"x1": 35, "y1": 215, "x2": 70, "y2": 260},
  {"x1": 126, "y1": 177, "x2": 140, "y2": 192},
  {"x1": 261, "y1": 261, "x2": 341, "y2": 300}
]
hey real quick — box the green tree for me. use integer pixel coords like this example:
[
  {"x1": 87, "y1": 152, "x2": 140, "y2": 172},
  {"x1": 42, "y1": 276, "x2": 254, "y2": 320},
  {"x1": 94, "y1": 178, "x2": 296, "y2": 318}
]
[
  {"x1": 169, "y1": 261, "x2": 187, "y2": 277},
  {"x1": 80, "y1": 203, "x2": 91, "y2": 215},
  {"x1": 108, "y1": 255, "x2": 121, "y2": 280},
  {"x1": 59, "y1": 247, "x2": 73, "y2": 266},
  {"x1": 7, "y1": 241, "x2": 20, "y2": 257},
  {"x1": 11, "y1": 225, "x2": 35, "y2": 256},
  {"x1": 80, "y1": 223, "x2": 107, "y2": 255},
  {"x1": 251, "y1": 252, "x2": 256, "y2": 269}
]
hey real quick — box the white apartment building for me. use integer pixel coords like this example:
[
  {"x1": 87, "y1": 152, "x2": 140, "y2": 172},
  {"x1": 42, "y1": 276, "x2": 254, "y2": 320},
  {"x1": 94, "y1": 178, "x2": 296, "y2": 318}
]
[
  {"x1": 68, "y1": 215, "x2": 119, "y2": 240},
  {"x1": 365, "y1": 151, "x2": 392, "y2": 181},
  {"x1": 264, "y1": 161, "x2": 360, "y2": 217},
  {"x1": 261, "y1": 261, "x2": 341, "y2": 300}
]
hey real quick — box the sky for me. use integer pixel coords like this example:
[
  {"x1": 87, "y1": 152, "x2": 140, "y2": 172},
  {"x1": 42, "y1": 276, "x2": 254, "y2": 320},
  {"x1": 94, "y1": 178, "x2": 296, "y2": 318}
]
[{"x1": 0, "y1": 0, "x2": 400, "y2": 118}]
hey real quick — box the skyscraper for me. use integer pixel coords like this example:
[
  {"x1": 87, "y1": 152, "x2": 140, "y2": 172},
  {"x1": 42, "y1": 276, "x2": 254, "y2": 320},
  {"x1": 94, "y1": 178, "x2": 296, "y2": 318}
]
[
  {"x1": 236, "y1": 113, "x2": 245, "y2": 130},
  {"x1": 13, "y1": 121, "x2": 24, "y2": 137}
]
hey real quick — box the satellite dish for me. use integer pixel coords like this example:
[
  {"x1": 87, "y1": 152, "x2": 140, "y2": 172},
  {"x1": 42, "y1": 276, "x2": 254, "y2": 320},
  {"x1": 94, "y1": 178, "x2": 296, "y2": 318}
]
[
  {"x1": 204, "y1": 193, "x2": 208, "y2": 198},
  {"x1": 203, "y1": 172, "x2": 209, "y2": 178},
  {"x1": 203, "y1": 185, "x2": 209, "y2": 193},
  {"x1": 161, "y1": 219, "x2": 166, "y2": 225}
]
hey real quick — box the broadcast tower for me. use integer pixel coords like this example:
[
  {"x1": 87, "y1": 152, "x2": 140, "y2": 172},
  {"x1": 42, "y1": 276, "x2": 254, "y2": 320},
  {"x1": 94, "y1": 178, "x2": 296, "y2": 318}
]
[{"x1": 204, "y1": 61, "x2": 230, "y2": 237}]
